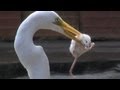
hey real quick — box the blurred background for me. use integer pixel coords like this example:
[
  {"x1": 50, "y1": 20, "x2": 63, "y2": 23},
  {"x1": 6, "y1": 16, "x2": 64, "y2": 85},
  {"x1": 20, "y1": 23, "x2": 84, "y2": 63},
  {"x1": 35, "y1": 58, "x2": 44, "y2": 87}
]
[{"x1": 0, "y1": 11, "x2": 120, "y2": 79}]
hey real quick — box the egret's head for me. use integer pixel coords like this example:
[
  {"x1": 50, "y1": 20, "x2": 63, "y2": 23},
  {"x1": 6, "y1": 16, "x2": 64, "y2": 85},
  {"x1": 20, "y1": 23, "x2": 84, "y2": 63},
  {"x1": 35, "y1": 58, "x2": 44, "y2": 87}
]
[
  {"x1": 46, "y1": 11, "x2": 82, "y2": 44},
  {"x1": 81, "y1": 34, "x2": 91, "y2": 49}
]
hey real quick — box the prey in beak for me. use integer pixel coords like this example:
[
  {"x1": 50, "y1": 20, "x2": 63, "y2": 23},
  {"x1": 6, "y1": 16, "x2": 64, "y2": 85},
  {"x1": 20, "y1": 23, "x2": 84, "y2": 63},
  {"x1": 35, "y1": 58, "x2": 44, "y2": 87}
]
[
  {"x1": 69, "y1": 35, "x2": 95, "y2": 77},
  {"x1": 53, "y1": 17, "x2": 95, "y2": 77}
]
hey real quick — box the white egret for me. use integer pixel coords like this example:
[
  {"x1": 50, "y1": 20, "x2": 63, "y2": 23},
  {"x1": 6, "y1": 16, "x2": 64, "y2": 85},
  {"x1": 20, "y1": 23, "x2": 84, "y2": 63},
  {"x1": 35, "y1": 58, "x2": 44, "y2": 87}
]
[
  {"x1": 69, "y1": 34, "x2": 95, "y2": 76},
  {"x1": 14, "y1": 11, "x2": 84, "y2": 79}
]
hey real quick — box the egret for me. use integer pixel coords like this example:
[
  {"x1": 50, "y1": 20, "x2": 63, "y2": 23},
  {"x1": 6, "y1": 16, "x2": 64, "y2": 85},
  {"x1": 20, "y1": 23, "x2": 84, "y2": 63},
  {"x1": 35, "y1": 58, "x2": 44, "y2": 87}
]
[
  {"x1": 69, "y1": 34, "x2": 95, "y2": 76},
  {"x1": 14, "y1": 11, "x2": 84, "y2": 79}
]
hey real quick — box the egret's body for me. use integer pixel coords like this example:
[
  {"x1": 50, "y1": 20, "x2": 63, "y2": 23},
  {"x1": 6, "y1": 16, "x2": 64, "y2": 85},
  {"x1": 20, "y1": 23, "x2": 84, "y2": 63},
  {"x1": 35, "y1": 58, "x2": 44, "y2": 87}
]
[
  {"x1": 14, "y1": 11, "x2": 83, "y2": 79},
  {"x1": 69, "y1": 35, "x2": 95, "y2": 76}
]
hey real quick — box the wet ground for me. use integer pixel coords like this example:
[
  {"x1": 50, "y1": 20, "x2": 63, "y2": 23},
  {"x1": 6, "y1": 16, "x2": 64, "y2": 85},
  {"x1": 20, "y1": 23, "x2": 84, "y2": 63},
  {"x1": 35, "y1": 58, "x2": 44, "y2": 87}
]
[
  {"x1": 1, "y1": 40, "x2": 120, "y2": 79},
  {"x1": 14, "y1": 70, "x2": 120, "y2": 79}
]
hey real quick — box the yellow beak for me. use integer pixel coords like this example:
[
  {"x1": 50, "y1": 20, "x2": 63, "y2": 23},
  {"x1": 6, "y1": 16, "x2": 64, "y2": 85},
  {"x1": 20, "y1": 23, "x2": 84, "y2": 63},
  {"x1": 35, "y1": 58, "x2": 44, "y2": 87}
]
[{"x1": 54, "y1": 18, "x2": 82, "y2": 44}]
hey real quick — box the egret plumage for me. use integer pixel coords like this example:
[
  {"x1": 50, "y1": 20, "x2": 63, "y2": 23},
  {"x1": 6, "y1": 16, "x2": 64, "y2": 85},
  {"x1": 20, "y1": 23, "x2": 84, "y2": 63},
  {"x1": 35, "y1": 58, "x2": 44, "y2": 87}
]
[
  {"x1": 14, "y1": 11, "x2": 94, "y2": 79},
  {"x1": 14, "y1": 11, "x2": 83, "y2": 79}
]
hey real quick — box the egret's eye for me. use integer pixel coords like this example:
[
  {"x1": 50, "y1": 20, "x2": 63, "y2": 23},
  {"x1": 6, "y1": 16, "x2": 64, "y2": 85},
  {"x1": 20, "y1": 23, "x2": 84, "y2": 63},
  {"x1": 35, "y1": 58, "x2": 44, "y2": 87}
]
[
  {"x1": 53, "y1": 18, "x2": 63, "y2": 27},
  {"x1": 55, "y1": 18, "x2": 59, "y2": 22}
]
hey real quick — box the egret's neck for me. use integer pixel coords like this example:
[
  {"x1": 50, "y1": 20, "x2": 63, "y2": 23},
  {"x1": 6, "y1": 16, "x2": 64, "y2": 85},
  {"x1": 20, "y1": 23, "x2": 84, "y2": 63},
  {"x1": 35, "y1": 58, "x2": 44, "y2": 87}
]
[
  {"x1": 14, "y1": 11, "x2": 63, "y2": 49},
  {"x1": 24, "y1": 28, "x2": 36, "y2": 46},
  {"x1": 15, "y1": 22, "x2": 39, "y2": 49}
]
